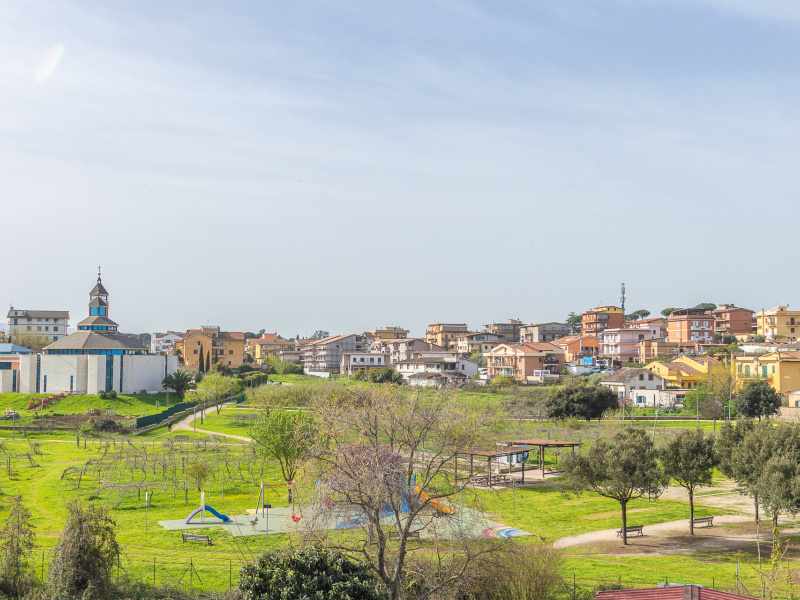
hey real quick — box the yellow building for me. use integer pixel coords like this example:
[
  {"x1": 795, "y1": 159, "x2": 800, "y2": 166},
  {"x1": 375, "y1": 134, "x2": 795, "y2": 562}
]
[
  {"x1": 425, "y1": 323, "x2": 469, "y2": 349},
  {"x1": 644, "y1": 355, "x2": 718, "y2": 389},
  {"x1": 367, "y1": 327, "x2": 409, "y2": 340},
  {"x1": 245, "y1": 334, "x2": 294, "y2": 364},
  {"x1": 732, "y1": 351, "x2": 800, "y2": 394},
  {"x1": 756, "y1": 306, "x2": 800, "y2": 342},
  {"x1": 176, "y1": 326, "x2": 245, "y2": 370}
]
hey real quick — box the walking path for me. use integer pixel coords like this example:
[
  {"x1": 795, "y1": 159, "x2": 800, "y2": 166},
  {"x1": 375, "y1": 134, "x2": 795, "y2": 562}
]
[{"x1": 168, "y1": 402, "x2": 251, "y2": 442}]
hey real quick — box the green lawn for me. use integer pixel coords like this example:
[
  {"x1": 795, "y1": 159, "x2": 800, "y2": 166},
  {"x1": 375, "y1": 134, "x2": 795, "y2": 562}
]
[{"x1": 193, "y1": 408, "x2": 263, "y2": 438}]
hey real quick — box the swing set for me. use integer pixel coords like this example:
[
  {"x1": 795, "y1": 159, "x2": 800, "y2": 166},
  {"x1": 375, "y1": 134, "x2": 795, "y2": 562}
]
[{"x1": 254, "y1": 482, "x2": 303, "y2": 523}]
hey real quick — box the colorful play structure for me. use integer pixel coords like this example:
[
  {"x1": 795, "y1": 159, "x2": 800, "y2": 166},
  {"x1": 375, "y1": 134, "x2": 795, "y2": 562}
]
[
  {"x1": 185, "y1": 505, "x2": 230, "y2": 524},
  {"x1": 414, "y1": 486, "x2": 456, "y2": 515}
]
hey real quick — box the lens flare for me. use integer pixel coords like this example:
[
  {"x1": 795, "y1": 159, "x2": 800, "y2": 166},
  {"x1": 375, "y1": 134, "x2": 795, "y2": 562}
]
[{"x1": 36, "y1": 44, "x2": 64, "y2": 82}]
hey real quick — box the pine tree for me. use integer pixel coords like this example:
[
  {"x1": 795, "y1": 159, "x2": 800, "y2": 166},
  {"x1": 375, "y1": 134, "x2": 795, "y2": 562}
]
[
  {"x1": 205, "y1": 350, "x2": 210, "y2": 373},
  {"x1": 198, "y1": 348, "x2": 205, "y2": 373}
]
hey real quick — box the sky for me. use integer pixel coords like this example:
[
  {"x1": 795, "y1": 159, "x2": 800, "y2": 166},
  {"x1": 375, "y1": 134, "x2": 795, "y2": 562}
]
[{"x1": 2, "y1": 0, "x2": 800, "y2": 337}]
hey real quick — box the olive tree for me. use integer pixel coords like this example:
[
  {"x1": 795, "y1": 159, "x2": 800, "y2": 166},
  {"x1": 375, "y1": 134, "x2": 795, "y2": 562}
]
[
  {"x1": 658, "y1": 428, "x2": 717, "y2": 534},
  {"x1": 561, "y1": 428, "x2": 668, "y2": 545},
  {"x1": 734, "y1": 379, "x2": 781, "y2": 421},
  {"x1": 546, "y1": 380, "x2": 619, "y2": 421}
]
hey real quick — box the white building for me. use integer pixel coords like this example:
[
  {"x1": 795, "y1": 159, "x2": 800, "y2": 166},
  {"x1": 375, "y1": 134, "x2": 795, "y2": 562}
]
[
  {"x1": 393, "y1": 355, "x2": 478, "y2": 381},
  {"x1": 12, "y1": 271, "x2": 178, "y2": 395},
  {"x1": 600, "y1": 367, "x2": 669, "y2": 406},
  {"x1": 7, "y1": 308, "x2": 70, "y2": 343},
  {"x1": 339, "y1": 352, "x2": 391, "y2": 375},
  {"x1": 151, "y1": 332, "x2": 184, "y2": 354}
]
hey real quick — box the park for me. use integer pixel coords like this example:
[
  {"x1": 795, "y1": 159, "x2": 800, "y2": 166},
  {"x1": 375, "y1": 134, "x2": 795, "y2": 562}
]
[{"x1": 0, "y1": 373, "x2": 795, "y2": 600}]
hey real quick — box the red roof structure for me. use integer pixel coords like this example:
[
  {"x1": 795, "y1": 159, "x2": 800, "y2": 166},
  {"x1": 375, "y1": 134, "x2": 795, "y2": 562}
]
[{"x1": 595, "y1": 585, "x2": 756, "y2": 600}]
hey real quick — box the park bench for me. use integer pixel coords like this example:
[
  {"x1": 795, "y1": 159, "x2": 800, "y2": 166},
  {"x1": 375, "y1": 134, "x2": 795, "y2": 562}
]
[
  {"x1": 182, "y1": 533, "x2": 211, "y2": 545},
  {"x1": 692, "y1": 516, "x2": 714, "y2": 527},
  {"x1": 389, "y1": 531, "x2": 420, "y2": 541},
  {"x1": 616, "y1": 525, "x2": 644, "y2": 538}
]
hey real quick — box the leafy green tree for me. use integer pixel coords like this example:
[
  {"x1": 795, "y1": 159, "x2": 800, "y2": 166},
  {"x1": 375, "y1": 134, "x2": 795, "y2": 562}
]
[
  {"x1": 546, "y1": 379, "x2": 619, "y2": 420},
  {"x1": 626, "y1": 309, "x2": 651, "y2": 321},
  {"x1": 754, "y1": 334, "x2": 767, "y2": 343},
  {"x1": 661, "y1": 307, "x2": 681, "y2": 317},
  {"x1": 693, "y1": 303, "x2": 717, "y2": 311},
  {"x1": 186, "y1": 457, "x2": 212, "y2": 491},
  {"x1": 310, "y1": 330, "x2": 330, "y2": 340},
  {"x1": 734, "y1": 379, "x2": 781, "y2": 421},
  {"x1": 239, "y1": 545, "x2": 384, "y2": 600},
  {"x1": 161, "y1": 369, "x2": 195, "y2": 398},
  {"x1": 722, "y1": 333, "x2": 738, "y2": 345},
  {"x1": 754, "y1": 450, "x2": 800, "y2": 527},
  {"x1": 658, "y1": 429, "x2": 717, "y2": 535},
  {"x1": 267, "y1": 357, "x2": 303, "y2": 375},
  {"x1": 561, "y1": 429, "x2": 668, "y2": 545},
  {"x1": 47, "y1": 501, "x2": 120, "y2": 600},
  {"x1": 250, "y1": 411, "x2": 316, "y2": 499},
  {"x1": 193, "y1": 371, "x2": 236, "y2": 414},
  {"x1": 0, "y1": 496, "x2": 36, "y2": 597},
  {"x1": 366, "y1": 367, "x2": 403, "y2": 384},
  {"x1": 566, "y1": 312, "x2": 582, "y2": 333},
  {"x1": 469, "y1": 350, "x2": 487, "y2": 367}
]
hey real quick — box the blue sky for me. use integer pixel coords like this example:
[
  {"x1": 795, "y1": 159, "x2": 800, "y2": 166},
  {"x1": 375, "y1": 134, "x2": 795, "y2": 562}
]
[{"x1": 2, "y1": 0, "x2": 799, "y2": 336}]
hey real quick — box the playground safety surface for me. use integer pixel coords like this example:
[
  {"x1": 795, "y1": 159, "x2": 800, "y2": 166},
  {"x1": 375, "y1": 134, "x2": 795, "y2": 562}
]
[{"x1": 159, "y1": 505, "x2": 531, "y2": 540}]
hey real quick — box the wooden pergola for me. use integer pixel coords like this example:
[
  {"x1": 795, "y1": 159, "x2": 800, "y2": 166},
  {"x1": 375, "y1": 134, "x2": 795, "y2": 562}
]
[
  {"x1": 506, "y1": 439, "x2": 581, "y2": 479},
  {"x1": 457, "y1": 446, "x2": 531, "y2": 489}
]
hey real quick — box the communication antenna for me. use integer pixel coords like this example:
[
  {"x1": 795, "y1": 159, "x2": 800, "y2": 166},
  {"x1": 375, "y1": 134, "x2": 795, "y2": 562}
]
[{"x1": 620, "y1": 283, "x2": 626, "y2": 317}]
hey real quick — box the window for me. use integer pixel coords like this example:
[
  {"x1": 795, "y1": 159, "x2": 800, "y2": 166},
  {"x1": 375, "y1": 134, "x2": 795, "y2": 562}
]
[
  {"x1": 195, "y1": 341, "x2": 200, "y2": 345},
  {"x1": 54, "y1": 326, "x2": 59, "y2": 332},
  {"x1": 639, "y1": 374, "x2": 644, "y2": 380},
  {"x1": 26, "y1": 326, "x2": 31, "y2": 331},
  {"x1": 228, "y1": 350, "x2": 233, "y2": 355},
  {"x1": 648, "y1": 373, "x2": 654, "y2": 381},
  {"x1": 193, "y1": 350, "x2": 198, "y2": 354},
  {"x1": 45, "y1": 326, "x2": 49, "y2": 331}
]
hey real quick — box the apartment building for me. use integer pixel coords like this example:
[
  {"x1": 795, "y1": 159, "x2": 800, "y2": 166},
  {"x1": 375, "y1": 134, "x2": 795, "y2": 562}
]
[
  {"x1": 366, "y1": 327, "x2": 409, "y2": 340},
  {"x1": 301, "y1": 334, "x2": 368, "y2": 375},
  {"x1": 519, "y1": 322, "x2": 570, "y2": 343},
  {"x1": 627, "y1": 318, "x2": 667, "y2": 339},
  {"x1": 486, "y1": 343, "x2": 565, "y2": 381},
  {"x1": 552, "y1": 335, "x2": 600, "y2": 362},
  {"x1": 600, "y1": 328, "x2": 654, "y2": 362},
  {"x1": 666, "y1": 309, "x2": 714, "y2": 343},
  {"x1": 425, "y1": 324, "x2": 469, "y2": 349},
  {"x1": 644, "y1": 355, "x2": 717, "y2": 390},
  {"x1": 7, "y1": 308, "x2": 70, "y2": 343},
  {"x1": 712, "y1": 305, "x2": 755, "y2": 337},
  {"x1": 177, "y1": 326, "x2": 245, "y2": 370},
  {"x1": 756, "y1": 306, "x2": 800, "y2": 342},
  {"x1": 581, "y1": 306, "x2": 625, "y2": 337},
  {"x1": 393, "y1": 355, "x2": 478, "y2": 381},
  {"x1": 637, "y1": 339, "x2": 687, "y2": 363},
  {"x1": 371, "y1": 338, "x2": 448, "y2": 363},
  {"x1": 151, "y1": 331, "x2": 184, "y2": 355},
  {"x1": 245, "y1": 333, "x2": 294, "y2": 364},
  {"x1": 453, "y1": 332, "x2": 500, "y2": 355},
  {"x1": 733, "y1": 351, "x2": 800, "y2": 394},
  {"x1": 483, "y1": 319, "x2": 523, "y2": 343}
]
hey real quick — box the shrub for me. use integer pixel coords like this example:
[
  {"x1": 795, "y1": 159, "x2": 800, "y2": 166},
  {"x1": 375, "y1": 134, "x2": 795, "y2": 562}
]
[
  {"x1": 108, "y1": 389, "x2": 117, "y2": 399},
  {"x1": 0, "y1": 496, "x2": 37, "y2": 597},
  {"x1": 239, "y1": 545, "x2": 383, "y2": 600},
  {"x1": 46, "y1": 501, "x2": 120, "y2": 599}
]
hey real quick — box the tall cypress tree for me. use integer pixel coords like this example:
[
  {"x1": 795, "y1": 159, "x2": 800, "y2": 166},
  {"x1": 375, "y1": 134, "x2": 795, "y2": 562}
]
[
  {"x1": 198, "y1": 349, "x2": 205, "y2": 373},
  {"x1": 206, "y1": 350, "x2": 210, "y2": 373}
]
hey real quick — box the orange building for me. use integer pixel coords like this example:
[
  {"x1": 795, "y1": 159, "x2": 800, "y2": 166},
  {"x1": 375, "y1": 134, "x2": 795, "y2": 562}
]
[
  {"x1": 176, "y1": 326, "x2": 245, "y2": 370},
  {"x1": 712, "y1": 304, "x2": 754, "y2": 337},
  {"x1": 486, "y1": 343, "x2": 565, "y2": 381},
  {"x1": 581, "y1": 306, "x2": 624, "y2": 337},
  {"x1": 552, "y1": 335, "x2": 600, "y2": 362},
  {"x1": 666, "y1": 309, "x2": 714, "y2": 344}
]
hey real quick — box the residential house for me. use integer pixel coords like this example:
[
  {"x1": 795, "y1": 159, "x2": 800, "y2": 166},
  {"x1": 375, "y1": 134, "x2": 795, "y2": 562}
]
[
  {"x1": 393, "y1": 355, "x2": 478, "y2": 382},
  {"x1": 425, "y1": 324, "x2": 469, "y2": 349},
  {"x1": 7, "y1": 308, "x2": 70, "y2": 343},
  {"x1": 552, "y1": 335, "x2": 600, "y2": 362},
  {"x1": 340, "y1": 352, "x2": 391, "y2": 375},
  {"x1": 301, "y1": 334, "x2": 368, "y2": 375},
  {"x1": 627, "y1": 317, "x2": 667, "y2": 339},
  {"x1": 637, "y1": 339, "x2": 687, "y2": 363},
  {"x1": 732, "y1": 351, "x2": 800, "y2": 394},
  {"x1": 600, "y1": 367, "x2": 670, "y2": 407},
  {"x1": 519, "y1": 322, "x2": 570, "y2": 343},
  {"x1": 666, "y1": 309, "x2": 714, "y2": 344},
  {"x1": 644, "y1": 355, "x2": 718, "y2": 389},
  {"x1": 581, "y1": 306, "x2": 625, "y2": 337},
  {"x1": 713, "y1": 304, "x2": 755, "y2": 337},
  {"x1": 245, "y1": 333, "x2": 294, "y2": 364},
  {"x1": 756, "y1": 306, "x2": 800, "y2": 342},
  {"x1": 453, "y1": 332, "x2": 500, "y2": 355},
  {"x1": 176, "y1": 326, "x2": 245, "y2": 370},
  {"x1": 483, "y1": 319, "x2": 523, "y2": 343},
  {"x1": 366, "y1": 327, "x2": 409, "y2": 340},
  {"x1": 486, "y1": 343, "x2": 565, "y2": 382},
  {"x1": 151, "y1": 331, "x2": 183, "y2": 355},
  {"x1": 600, "y1": 328, "x2": 654, "y2": 362}
]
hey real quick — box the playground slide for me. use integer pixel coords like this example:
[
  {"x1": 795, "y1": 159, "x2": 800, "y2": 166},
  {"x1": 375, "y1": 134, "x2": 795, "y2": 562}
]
[
  {"x1": 185, "y1": 506, "x2": 230, "y2": 524},
  {"x1": 414, "y1": 486, "x2": 456, "y2": 515}
]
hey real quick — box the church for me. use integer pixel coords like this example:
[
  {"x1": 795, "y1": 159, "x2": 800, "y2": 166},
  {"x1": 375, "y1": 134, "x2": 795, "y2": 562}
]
[{"x1": 13, "y1": 271, "x2": 178, "y2": 395}]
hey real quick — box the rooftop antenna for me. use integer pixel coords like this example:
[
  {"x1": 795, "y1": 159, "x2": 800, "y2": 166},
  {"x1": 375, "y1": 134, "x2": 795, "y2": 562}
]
[{"x1": 620, "y1": 283, "x2": 626, "y2": 316}]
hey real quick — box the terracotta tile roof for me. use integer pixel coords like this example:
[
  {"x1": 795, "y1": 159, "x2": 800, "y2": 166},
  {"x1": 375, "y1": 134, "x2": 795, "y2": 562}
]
[
  {"x1": 594, "y1": 585, "x2": 756, "y2": 600},
  {"x1": 600, "y1": 367, "x2": 649, "y2": 383}
]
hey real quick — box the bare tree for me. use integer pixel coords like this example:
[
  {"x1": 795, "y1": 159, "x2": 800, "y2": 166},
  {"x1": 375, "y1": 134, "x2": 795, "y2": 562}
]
[{"x1": 301, "y1": 386, "x2": 505, "y2": 600}]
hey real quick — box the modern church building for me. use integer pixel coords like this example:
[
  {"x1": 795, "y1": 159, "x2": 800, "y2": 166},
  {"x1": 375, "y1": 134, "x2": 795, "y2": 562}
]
[{"x1": 9, "y1": 271, "x2": 177, "y2": 395}]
